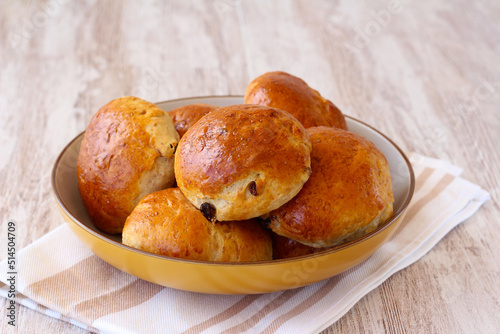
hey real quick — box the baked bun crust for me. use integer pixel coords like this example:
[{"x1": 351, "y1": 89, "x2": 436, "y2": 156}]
[
  {"x1": 77, "y1": 96, "x2": 180, "y2": 234},
  {"x1": 271, "y1": 233, "x2": 327, "y2": 260},
  {"x1": 175, "y1": 104, "x2": 312, "y2": 222},
  {"x1": 167, "y1": 103, "x2": 219, "y2": 138},
  {"x1": 122, "y1": 188, "x2": 273, "y2": 262},
  {"x1": 268, "y1": 126, "x2": 394, "y2": 248},
  {"x1": 244, "y1": 71, "x2": 348, "y2": 130}
]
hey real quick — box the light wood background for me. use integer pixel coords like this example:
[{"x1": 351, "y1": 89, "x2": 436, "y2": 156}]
[{"x1": 1, "y1": 0, "x2": 499, "y2": 333}]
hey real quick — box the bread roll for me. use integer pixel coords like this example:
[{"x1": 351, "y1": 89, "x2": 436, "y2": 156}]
[
  {"x1": 244, "y1": 71, "x2": 348, "y2": 130},
  {"x1": 77, "y1": 96, "x2": 179, "y2": 234},
  {"x1": 268, "y1": 126, "x2": 394, "y2": 248},
  {"x1": 167, "y1": 103, "x2": 219, "y2": 138},
  {"x1": 175, "y1": 104, "x2": 312, "y2": 222},
  {"x1": 122, "y1": 188, "x2": 272, "y2": 262}
]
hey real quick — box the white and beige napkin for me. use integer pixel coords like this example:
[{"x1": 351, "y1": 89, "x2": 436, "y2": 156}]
[{"x1": 0, "y1": 153, "x2": 490, "y2": 334}]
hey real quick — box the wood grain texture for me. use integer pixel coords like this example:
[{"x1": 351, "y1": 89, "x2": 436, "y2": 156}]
[{"x1": 1, "y1": 0, "x2": 499, "y2": 333}]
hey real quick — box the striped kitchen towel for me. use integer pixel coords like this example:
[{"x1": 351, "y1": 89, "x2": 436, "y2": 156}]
[{"x1": 0, "y1": 153, "x2": 490, "y2": 334}]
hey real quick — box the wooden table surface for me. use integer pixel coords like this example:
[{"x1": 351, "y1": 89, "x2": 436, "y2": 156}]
[{"x1": 1, "y1": 1, "x2": 499, "y2": 333}]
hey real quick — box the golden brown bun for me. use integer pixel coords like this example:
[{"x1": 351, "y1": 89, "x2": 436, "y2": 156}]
[
  {"x1": 77, "y1": 96, "x2": 180, "y2": 234},
  {"x1": 167, "y1": 103, "x2": 219, "y2": 138},
  {"x1": 244, "y1": 71, "x2": 348, "y2": 130},
  {"x1": 268, "y1": 126, "x2": 394, "y2": 248},
  {"x1": 271, "y1": 233, "x2": 328, "y2": 260},
  {"x1": 122, "y1": 188, "x2": 273, "y2": 262},
  {"x1": 175, "y1": 104, "x2": 312, "y2": 222}
]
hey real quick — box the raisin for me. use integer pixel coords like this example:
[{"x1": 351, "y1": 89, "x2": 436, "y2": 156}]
[
  {"x1": 200, "y1": 202, "x2": 217, "y2": 223},
  {"x1": 249, "y1": 181, "x2": 258, "y2": 196}
]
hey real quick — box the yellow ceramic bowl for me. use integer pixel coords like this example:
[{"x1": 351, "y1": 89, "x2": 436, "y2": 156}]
[{"x1": 51, "y1": 96, "x2": 415, "y2": 295}]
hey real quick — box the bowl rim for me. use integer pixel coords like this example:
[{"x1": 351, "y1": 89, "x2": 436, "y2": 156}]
[{"x1": 51, "y1": 95, "x2": 415, "y2": 267}]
